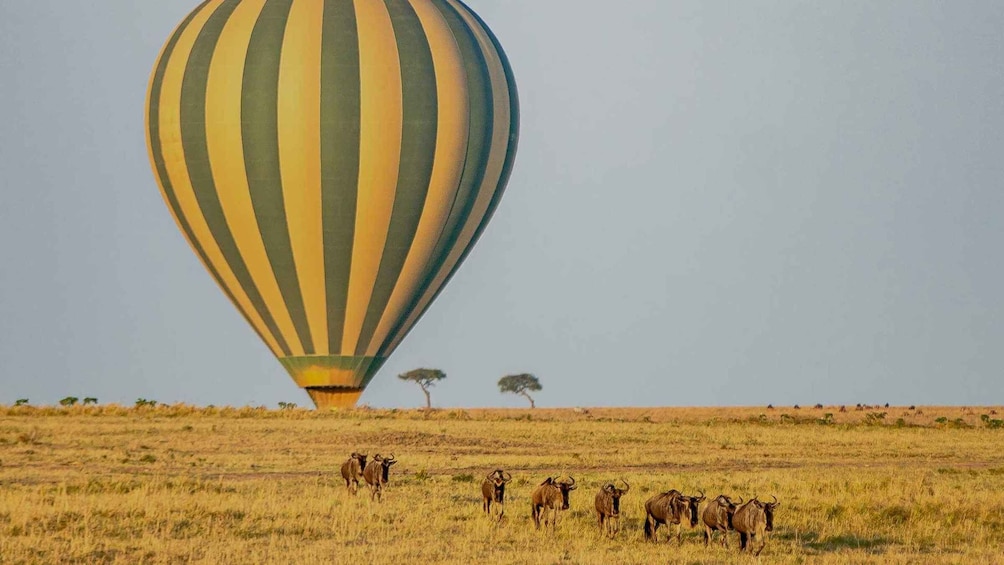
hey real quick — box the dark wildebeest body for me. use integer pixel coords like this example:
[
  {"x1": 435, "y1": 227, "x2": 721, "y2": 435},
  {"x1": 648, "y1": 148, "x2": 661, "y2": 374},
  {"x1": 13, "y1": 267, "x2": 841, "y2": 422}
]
[
  {"x1": 594, "y1": 479, "x2": 630, "y2": 537},
  {"x1": 481, "y1": 469, "x2": 512, "y2": 521},
  {"x1": 643, "y1": 489, "x2": 705, "y2": 543},
  {"x1": 702, "y1": 494, "x2": 741, "y2": 547},
  {"x1": 362, "y1": 453, "x2": 397, "y2": 501},
  {"x1": 339, "y1": 452, "x2": 367, "y2": 495},
  {"x1": 733, "y1": 496, "x2": 780, "y2": 556},
  {"x1": 531, "y1": 476, "x2": 577, "y2": 530}
]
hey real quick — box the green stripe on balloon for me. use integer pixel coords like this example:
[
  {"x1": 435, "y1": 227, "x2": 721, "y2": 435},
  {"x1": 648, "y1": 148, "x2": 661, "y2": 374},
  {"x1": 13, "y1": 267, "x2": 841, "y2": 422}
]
[
  {"x1": 378, "y1": 0, "x2": 496, "y2": 357},
  {"x1": 242, "y1": 0, "x2": 315, "y2": 354},
  {"x1": 355, "y1": 0, "x2": 439, "y2": 356},
  {"x1": 180, "y1": 0, "x2": 293, "y2": 357},
  {"x1": 320, "y1": 0, "x2": 362, "y2": 354}
]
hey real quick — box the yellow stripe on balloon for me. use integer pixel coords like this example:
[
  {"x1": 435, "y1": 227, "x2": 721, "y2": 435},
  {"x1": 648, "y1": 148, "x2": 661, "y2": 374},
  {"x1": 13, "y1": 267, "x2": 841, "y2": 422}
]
[
  {"x1": 366, "y1": 0, "x2": 470, "y2": 356},
  {"x1": 278, "y1": 0, "x2": 328, "y2": 354},
  {"x1": 156, "y1": 0, "x2": 284, "y2": 357},
  {"x1": 341, "y1": 0, "x2": 403, "y2": 355},
  {"x1": 204, "y1": 0, "x2": 305, "y2": 357},
  {"x1": 383, "y1": 0, "x2": 512, "y2": 355}
]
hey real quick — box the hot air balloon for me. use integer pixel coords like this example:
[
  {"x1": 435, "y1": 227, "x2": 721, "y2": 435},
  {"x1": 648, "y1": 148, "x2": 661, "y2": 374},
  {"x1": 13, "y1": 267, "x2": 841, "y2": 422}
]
[{"x1": 145, "y1": 0, "x2": 518, "y2": 408}]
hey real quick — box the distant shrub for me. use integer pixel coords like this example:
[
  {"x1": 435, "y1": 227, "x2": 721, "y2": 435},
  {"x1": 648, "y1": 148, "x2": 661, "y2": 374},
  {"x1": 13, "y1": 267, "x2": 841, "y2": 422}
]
[
  {"x1": 451, "y1": 473, "x2": 474, "y2": 483},
  {"x1": 981, "y1": 414, "x2": 1004, "y2": 429},
  {"x1": 139, "y1": 454, "x2": 157, "y2": 464},
  {"x1": 14, "y1": 399, "x2": 29, "y2": 406},
  {"x1": 135, "y1": 399, "x2": 157, "y2": 408},
  {"x1": 935, "y1": 417, "x2": 948, "y2": 424},
  {"x1": 83, "y1": 397, "x2": 98, "y2": 405},
  {"x1": 414, "y1": 469, "x2": 430, "y2": 481},
  {"x1": 278, "y1": 402, "x2": 297, "y2": 410},
  {"x1": 865, "y1": 412, "x2": 887, "y2": 425},
  {"x1": 818, "y1": 413, "x2": 834, "y2": 425},
  {"x1": 59, "y1": 397, "x2": 79, "y2": 407}
]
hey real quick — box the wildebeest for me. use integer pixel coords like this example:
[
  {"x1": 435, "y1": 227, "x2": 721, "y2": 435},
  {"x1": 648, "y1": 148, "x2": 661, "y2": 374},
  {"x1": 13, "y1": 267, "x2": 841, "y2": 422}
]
[
  {"x1": 733, "y1": 496, "x2": 780, "y2": 556},
  {"x1": 362, "y1": 453, "x2": 397, "y2": 501},
  {"x1": 531, "y1": 476, "x2": 577, "y2": 530},
  {"x1": 339, "y1": 452, "x2": 368, "y2": 495},
  {"x1": 702, "y1": 494, "x2": 741, "y2": 547},
  {"x1": 643, "y1": 489, "x2": 705, "y2": 543},
  {"x1": 481, "y1": 469, "x2": 512, "y2": 521},
  {"x1": 594, "y1": 479, "x2": 630, "y2": 537}
]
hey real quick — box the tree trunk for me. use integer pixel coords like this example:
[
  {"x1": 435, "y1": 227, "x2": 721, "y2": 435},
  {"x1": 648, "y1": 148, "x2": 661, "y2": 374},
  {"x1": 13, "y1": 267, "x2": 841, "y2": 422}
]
[
  {"x1": 521, "y1": 391, "x2": 535, "y2": 409},
  {"x1": 423, "y1": 386, "x2": 431, "y2": 410}
]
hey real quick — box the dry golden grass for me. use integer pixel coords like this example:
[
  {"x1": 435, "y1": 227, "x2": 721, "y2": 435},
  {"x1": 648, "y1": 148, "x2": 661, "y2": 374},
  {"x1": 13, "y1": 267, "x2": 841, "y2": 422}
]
[{"x1": 1, "y1": 404, "x2": 1003, "y2": 564}]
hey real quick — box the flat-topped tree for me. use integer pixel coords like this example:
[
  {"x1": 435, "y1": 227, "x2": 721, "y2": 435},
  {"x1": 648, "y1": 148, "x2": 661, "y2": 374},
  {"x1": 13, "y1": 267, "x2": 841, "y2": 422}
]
[
  {"x1": 398, "y1": 368, "x2": 446, "y2": 410},
  {"x1": 499, "y1": 373, "x2": 542, "y2": 408}
]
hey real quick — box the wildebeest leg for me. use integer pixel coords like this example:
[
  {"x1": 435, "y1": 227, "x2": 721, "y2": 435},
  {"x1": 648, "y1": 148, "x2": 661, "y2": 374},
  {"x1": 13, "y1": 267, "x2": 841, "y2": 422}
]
[
  {"x1": 597, "y1": 513, "x2": 604, "y2": 535},
  {"x1": 722, "y1": 530, "x2": 729, "y2": 548},
  {"x1": 739, "y1": 532, "x2": 748, "y2": 550},
  {"x1": 754, "y1": 534, "x2": 765, "y2": 557},
  {"x1": 674, "y1": 523, "x2": 682, "y2": 544},
  {"x1": 645, "y1": 516, "x2": 659, "y2": 543},
  {"x1": 532, "y1": 504, "x2": 541, "y2": 529}
]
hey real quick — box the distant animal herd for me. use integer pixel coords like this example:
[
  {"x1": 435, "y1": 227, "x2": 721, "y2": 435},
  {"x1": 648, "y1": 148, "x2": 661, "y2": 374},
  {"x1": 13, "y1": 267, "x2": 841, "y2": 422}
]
[{"x1": 340, "y1": 452, "x2": 780, "y2": 556}]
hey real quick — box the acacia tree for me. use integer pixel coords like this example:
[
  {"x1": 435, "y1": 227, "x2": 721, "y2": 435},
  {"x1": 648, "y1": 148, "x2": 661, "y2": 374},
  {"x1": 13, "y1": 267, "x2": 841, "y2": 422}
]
[
  {"x1": 398, "y1": 368, "x2": 446, "y2": 410},
  {"x1": 498, "y1": 373, "x2": 542, "y2": 408}
]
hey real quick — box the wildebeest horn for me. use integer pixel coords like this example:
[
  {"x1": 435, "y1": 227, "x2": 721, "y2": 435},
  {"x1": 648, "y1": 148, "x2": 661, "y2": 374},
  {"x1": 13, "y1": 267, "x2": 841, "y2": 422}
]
[
  {"x1": 503, "y1": 471, "x2": 512, "y2": 482},
  {"x1": 620, "y1": 479, "x2": 630, "y2": 492},
  {"x1": 567, "y1": 476, "x2": 576, "y2": 486},
  {"x1": 736, "y1": 496, "x2": 744, "y2": 505},
  {"x1": 697, "y1": 489, "x2": 705, "y2": 501},
  {"x1": 486, "y1": 472, "x2": 497, "y2": 481},
  {"x1": 373, "y1": 454, "x2": 383, "y2": 461},
  {"x1": 771, "y1": 495, "x2": 778, "y2": 504},
  {"x1": 386, "y1": 453, "x2": 395, "y2": 461}
]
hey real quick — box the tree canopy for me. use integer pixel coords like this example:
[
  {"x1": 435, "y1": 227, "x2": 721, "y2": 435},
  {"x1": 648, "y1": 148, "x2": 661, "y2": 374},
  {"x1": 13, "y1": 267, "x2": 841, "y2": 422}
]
[
  {"x1": 399, "y1": 368, "x2": 446, "y2": 409},
  {"x1": 498, "y1": 373, "x2": 541, "y2": 408}
]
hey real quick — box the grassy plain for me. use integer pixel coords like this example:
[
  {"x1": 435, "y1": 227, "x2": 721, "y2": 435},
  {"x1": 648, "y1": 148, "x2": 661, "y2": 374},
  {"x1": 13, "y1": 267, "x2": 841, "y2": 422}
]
[{"x1": 1, "y1": 404, "x2": 1003, "y2": 564}]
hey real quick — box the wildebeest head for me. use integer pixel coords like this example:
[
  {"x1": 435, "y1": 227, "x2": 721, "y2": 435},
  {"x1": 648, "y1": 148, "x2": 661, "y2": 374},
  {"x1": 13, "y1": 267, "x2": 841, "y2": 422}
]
[
  {"x1": 676, "y1": 490, "x2": 705, "y2": 527},
  {"x1": 550, "y1": 476, "x2": 577, "y2": 509},
  {"x1": 601, "y1": 479, "x2": 630, "y2": 515},
  {"x1": 355, "y1": 452, "x2": 368, "y2": 471},
  {"x1": 762, "y1": 496, "x2": 779, "y2": 531},
  {"x1": 486, "y1": 469, "x2": 512, "y2": 502},
  {"x1": 377, "y1": 453, "x2": 397, "y2": 482}
]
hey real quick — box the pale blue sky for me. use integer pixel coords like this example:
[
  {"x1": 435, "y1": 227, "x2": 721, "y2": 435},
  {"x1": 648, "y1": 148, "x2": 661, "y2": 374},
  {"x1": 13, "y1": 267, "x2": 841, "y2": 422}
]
[{"x1": 1, "y1": 1, "x2": 1002, "y2": 408}]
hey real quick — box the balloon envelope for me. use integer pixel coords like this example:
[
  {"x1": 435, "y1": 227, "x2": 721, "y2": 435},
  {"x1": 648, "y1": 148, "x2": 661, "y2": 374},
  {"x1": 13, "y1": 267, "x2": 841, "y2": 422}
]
[{"x1": 145, "y1": 0, "x2": 518, "y2": 408}]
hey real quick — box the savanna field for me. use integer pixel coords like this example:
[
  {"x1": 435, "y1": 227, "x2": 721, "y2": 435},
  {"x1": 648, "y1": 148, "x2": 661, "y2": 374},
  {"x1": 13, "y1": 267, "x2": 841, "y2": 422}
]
[{"x1": 1, "y1": 404, "x2": 1003, "y2": 564}]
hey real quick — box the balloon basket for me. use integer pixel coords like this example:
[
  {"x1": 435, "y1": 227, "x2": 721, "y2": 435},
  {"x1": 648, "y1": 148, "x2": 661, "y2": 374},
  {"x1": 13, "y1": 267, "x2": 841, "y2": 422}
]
[{"x1": 306, "y1": 387, "x2": 363, "y2": 409}]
